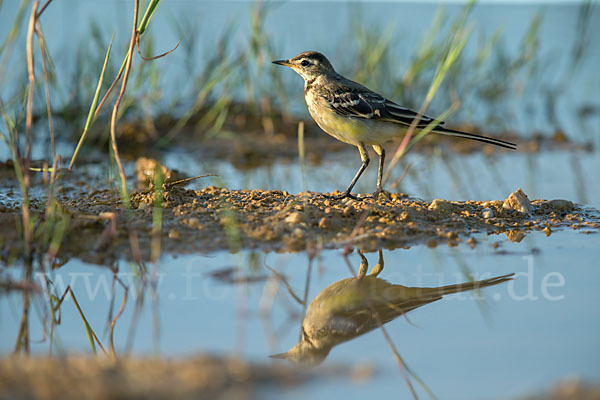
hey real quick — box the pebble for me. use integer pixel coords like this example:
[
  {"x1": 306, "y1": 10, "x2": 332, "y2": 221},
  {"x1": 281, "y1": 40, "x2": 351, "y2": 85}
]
[
  {"x1": 505, "y1": 230, "x2": 526, "y2": 242},
  {"x1": 482, "y1": 208, "x2": 494, "y2": 219},
  {"x1": 428, "y1": 199, "x2": 456, "y2": 212},
  {"x1": 285, "y1": 211, "x2": 303, "y2": 224},
  {"x1": 467, "y1": 237, "x2": 477, "y2": 248},
  {"x1": 318, "y1": 217, "x2": 327, "y2": 229},
  {"x1": 548, "y1": 199, "x2": 574, "y2": 212},
  {"x1": 502, "y1": 188, "x2": 533, "y2": 214},
  {"x1": 292, "y1": 228, "x2": 304, "y2": 238},
  {"x1": 186, "y1": 217, "x2": 202, "y2": 229},
  {"x1": 426, "y1": 239, "x2": 438, "y2": 248}
]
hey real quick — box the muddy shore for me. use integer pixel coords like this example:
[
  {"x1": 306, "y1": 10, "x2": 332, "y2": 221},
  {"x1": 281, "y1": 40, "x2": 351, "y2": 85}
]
[
  {"x1": 0, "y1": 355, "x2": 342, "y2": 400},
  {"x1": 1, "y1": 171, "x2": 598, "y2": 265},
  {"x1": 0, "y1": 355, "x2": 597, "y2": 400}
]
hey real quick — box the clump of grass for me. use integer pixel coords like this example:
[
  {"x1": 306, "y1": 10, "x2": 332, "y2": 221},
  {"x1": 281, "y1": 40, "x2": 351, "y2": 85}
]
[
  {"x1": 384, "y1": 1, "x2": 475, "y2": 185},
  {"x1": 0, "y1": 0, "x2": 69, "y2": 353},
  {"x1": 6, "y1": 0, "x2": 595, "y2": 158},
  {"x1": 0, "y1": 0, "x2": 177, "y2": 356}
]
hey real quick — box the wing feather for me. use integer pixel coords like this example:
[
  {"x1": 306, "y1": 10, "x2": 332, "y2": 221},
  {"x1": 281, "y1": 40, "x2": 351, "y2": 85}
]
[
  {"x1": 318, "y1": 80, "x2": 516, "y2": 150},
  {"x1": 325, "y1": 86, "x2": 441, "y2": 128}
]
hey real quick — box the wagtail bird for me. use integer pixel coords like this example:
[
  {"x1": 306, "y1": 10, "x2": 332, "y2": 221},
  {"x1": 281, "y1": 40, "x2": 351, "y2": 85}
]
[
  {"x1": 273, "y1": 51, "x2": 516, "y2": 199},
  {"x1": 271, "y1": 250, "x2": 514, "y2": 366}
]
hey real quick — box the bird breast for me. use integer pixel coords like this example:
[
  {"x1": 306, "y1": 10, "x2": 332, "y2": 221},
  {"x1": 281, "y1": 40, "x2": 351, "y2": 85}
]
[{"x1": 305, "y1": 90, "x2": 402, "y2": 146}]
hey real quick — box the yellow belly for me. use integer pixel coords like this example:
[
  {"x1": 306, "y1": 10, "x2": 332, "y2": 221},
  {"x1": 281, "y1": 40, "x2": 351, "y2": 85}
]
[{"x1": 307, "y1": 102, "x2": 401, "y2": 146}]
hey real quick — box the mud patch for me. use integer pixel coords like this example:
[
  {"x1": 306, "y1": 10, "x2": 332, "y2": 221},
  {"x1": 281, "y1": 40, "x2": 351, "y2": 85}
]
[
  {"x1": 1, "y1": 176, "x2": 598, "y2": 265},
  {"x1": 0, "y1": 355, "x2": 356, "y2": 400}
]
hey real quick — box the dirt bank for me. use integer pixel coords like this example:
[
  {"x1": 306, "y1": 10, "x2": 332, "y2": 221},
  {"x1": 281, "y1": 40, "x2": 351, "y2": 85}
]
[
  {"x1": 0, "y1": 355, "x2": 350, "y2": 400},
  {"x1": 1, "y1": 177, "x2": 598, "y2": 265}
]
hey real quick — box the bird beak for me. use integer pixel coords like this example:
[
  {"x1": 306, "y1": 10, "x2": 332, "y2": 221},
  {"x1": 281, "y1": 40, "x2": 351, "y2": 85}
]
[{"x1": 272, "y1": 59, "x2": 293, "y2": 68}]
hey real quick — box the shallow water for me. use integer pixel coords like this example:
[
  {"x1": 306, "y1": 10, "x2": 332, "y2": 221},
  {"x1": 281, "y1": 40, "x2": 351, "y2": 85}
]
[
  {"x1": 166, "y1": 148, "x2": 599, "y2": 207},
  {"x1": 2, "y1": 146, "x2": 600, "y2": 398},
  {"x1": 2, "y1": 228, "x2": 599, "y2": 399},
  {"x1": 1, "y1": 1, "x2": 600, "y2": 398}
]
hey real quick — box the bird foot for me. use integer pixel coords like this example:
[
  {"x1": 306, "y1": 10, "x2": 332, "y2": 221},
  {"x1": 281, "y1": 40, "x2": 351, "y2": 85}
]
[
  {"x1": 329, "y1": 191, "x2": 357, "y2": 201},
  {"x1": 371, "y1": 189, "x2": 391, "y2": 200}
]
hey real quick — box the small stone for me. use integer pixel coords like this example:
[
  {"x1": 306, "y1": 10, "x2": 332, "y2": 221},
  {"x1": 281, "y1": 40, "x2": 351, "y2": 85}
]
[
  {"x1": 426, "y1": 239, "x2": 438, "y2": 248},
  {"x1": 482, "y1": 200, "x2": 502, "y2": 208},
  {"x1": 285, "y1": 211, "x2": 303, "y2": 224},
  {"x1": 551, "y1": 129, "x2": 568, "y2": 143},
  {"x1": 135, "y1": 158, "x2": 184, "y2": 189},
  {"x1": 343, "y1": 206, "x2": 355, "y2": 216},
  {"x1": 292, "y1": 228, "x2": 304, "y2": 237},
  {"x1": 428, "y1": 199, "x2": 456, "y2": 212},
  {"x1": 543, "y1": 226, "x2": 552, "y2": 236},
  {"x1": 482, "y1": 208, "x2": 494, "y2": 219},
  {"x1": 548, "y1": 199, "x2": 574, "y2": 212},
  {"x1": 168, "y1": 229, "x2": 181, "y2": 239},
  {"x1": 505, "y1": 230, "x2": 526, "y2": 242},
  {"x1": 502, "y1": 188, "x2": 533, "y2": 214},
  {"x1": 318, "y1": 217, "x2": 327, "y2": 229}
]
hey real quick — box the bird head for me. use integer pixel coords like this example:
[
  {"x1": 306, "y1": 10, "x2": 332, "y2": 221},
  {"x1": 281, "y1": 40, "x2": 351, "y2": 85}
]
[
  {"x1": 272, "y1": 51, "x2": 335, "y2": 81},
  {"x1": 269, "y1": 340, "x2": 330, "y2": 367}
]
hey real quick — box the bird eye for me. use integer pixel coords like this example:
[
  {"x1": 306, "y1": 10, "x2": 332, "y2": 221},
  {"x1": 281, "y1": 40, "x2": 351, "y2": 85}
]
[{"x1": 300, "y1": 60, "x2": 309, "y2": 67}]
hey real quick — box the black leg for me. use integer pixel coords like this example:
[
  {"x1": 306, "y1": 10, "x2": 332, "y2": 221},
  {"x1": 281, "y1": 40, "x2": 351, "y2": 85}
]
[
  {"x1": 335, "y1": 143, "x2": 369, "y2": 199},
  {"x1": 357, "y1": 250, "x2": 368, "y2": 280},
  {"x1": 372, "y1": 144, "x2": 387, "y2": 198},
  {"x1": 369, "y1": 249, "x2": 384, "y2": 277}
]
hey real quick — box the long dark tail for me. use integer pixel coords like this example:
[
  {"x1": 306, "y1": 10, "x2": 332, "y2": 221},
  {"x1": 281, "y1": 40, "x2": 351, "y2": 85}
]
[
  {"x1": 434, "y1": 273, "x2": 515, "y2": 296},
  {"x1": 433, "y1": 126, "x2": 517, "y2": 150}
]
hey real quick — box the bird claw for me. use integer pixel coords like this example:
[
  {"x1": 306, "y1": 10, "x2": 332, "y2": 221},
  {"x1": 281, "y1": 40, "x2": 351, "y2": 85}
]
[
  {"x1": 329, "y1": 191, "x2": 357, "y2": 201},
  {"x1": 371, "y1": 189, "x2": 391, "y2": 200}
]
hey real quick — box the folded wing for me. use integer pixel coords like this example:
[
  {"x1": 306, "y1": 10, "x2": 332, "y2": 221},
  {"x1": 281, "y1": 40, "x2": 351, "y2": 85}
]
[
  {"x1": 326, "y1": 87, "x2": 441, "y2": 128},
  {"x1": 324, "y1": 85, "x2": 516, "y2": 150}
]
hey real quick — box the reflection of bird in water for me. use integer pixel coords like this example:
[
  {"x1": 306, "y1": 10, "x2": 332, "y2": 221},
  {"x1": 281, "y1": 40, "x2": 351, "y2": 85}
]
[{"x1": 271, "y1": 250, "x2": 514, "y2": 366}]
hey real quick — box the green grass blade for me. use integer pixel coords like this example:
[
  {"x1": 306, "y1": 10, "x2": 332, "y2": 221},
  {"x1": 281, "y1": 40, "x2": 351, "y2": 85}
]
[
  {"x1": 68, "y1": 34, "x2": 114, "y2": 170},
  {"x1": 69, "y1": 288, "x2": 97, "y2": 354},
  {"x1": 138, "y1": 0, "x2": 161, "y2": 36}
]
